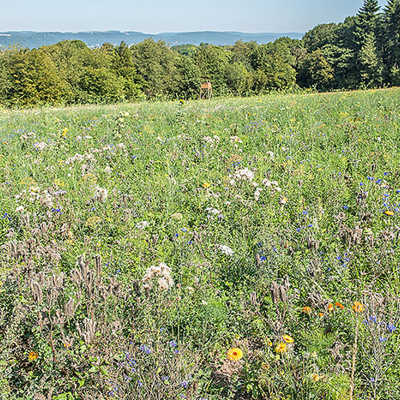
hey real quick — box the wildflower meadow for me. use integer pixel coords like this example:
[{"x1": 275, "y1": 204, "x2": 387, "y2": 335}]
[{"x1": 0, "y1": 88, "x2": 400, "y2": 399}]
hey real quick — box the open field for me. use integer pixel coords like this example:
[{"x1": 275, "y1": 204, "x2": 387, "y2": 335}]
[{"x1": 0, "y1": 88, "x2": 400, "y2": 399}]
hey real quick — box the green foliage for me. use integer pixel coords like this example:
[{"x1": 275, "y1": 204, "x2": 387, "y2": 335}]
[
  {"x1": 303, "y1": 23, "x2": 339, "y2": 52},
  {"x1": 358, "y1": 32, "x2": 383, "y2": 88},
  {"x1": 1, "y1": 0, "x2": 400, "y2": 107}
]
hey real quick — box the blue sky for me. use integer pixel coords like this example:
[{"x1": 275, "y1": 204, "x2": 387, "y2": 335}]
[{"x1": 1, "y1": 0, "x2": 388, "y2": 33}]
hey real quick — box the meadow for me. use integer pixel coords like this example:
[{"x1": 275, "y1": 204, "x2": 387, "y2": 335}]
[{"x1": 0, "y1": 88, "x2": 399, "y2": 399}]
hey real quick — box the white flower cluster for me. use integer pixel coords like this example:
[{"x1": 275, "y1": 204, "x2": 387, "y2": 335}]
[
  {"x1": 142, "y1": 262, "x2": 174, "y2": 291},
  {"x1": 217, "y1": 244, "x2": 234, "y2": 256},
  {"x1": 64, "y1": 144, "x2": 126, "y2": 165},
  {"x1": 15, "y1": 186, "x2": 67, "y2": 209},
  {"x1": 15, "y1": 186, "x2": 53, "y2": 208},
  {"x1": 205, "y1": 207, "x2": 223, "y2": 219},
  {"x1": 93, "y1": 186, "x2": 108, "y2": 202},
  {"x1": 136, "y1": 221, "x2": 150, "y2": 229},
  {"x1": 65, "y1": 153, "x2": 95, "y2": 165},
  {"x1": 262, "y1": 179, "x2": 282, "y2": 192},
  {"x1": 254, "y1": 187, "x2": 263, "y2": 201},
  {"x1": 230, "y1": 136, "x2": 242, "y2": 143},
  {"x1": 76, "y1": 135, "x2": 93, "y2": 141},
  {"x1": 202, "y1": 135, "x2": 220, "y2": 145},
  {"x1": 21, "y1": 131, "x2": 36, "y2": 140},
  {"x1": 229, "y1": 168, "x2": 255, "y2": 185},
  {"x1": 33, "y1": 142, "x2": 48, "y2": 151}
]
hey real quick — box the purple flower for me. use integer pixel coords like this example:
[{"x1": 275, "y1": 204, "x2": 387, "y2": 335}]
[
  {"x1": 181, "y1": 380, "x2": 189, "y2": 389},
  {"x1": 169, "y1": 340, "x2": 178, "y2": 348},
  {"x1": 139, "y1": 344, "x2": 151, "y2": 354},
  {"x1": 387, "y1": 323, "x2": 396, "y2": 333}
]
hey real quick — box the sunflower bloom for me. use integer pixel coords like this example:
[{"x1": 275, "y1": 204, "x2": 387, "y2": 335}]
[
  {"x1": 352, "y1": 301, "x2": 365, "y2": 313},
  {"x1": 227, "y1": 348, "x2": 243, "y2": 361},
  {"x1": 28, "y1": 351, "x2": 38, "y2": 361},
  {"x1": 275, "y1": 342, "x2": 287, "y2": 353},
  {"x1": 282, "y1": 335, "x2": 294, "y2": 343},
  {"x1": 302, "y1": 306, "x2": 312, "y2": 315}
]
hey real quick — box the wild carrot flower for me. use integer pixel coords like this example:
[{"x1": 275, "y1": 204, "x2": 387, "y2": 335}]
[
  {"x1": 28, "y1": 351, "x2": 38, "y2": 361},
  {"x1": 275, "y1": 342, "x2": 287, "y2": 353},
  {"x1": 352, "y1": 301, "x2": 365, "y2": 313},
  {"x1": 227, "y1": 348, "x2": 243, "y2": 361}
]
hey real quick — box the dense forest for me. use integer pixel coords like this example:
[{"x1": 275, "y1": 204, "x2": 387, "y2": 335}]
[{"x1": 0, "y1": 0, "x2": 399, "y2": 107}]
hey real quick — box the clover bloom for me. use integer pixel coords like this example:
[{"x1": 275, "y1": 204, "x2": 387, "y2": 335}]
[
  {"x1": 352, "y1": 301, "x2": 365, "y2": 313},
  {"x1": 275, "y1": 342, "x2": 287, "y2": 353},
  {"x1": 282, "y1": 335, "x2": 294, "y2": 344},
  {"x1": 227, "y1": 348, "x2": 243, "y2": 361}
]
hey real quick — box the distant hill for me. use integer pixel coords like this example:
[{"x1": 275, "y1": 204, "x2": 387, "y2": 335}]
[{"x1": 0, "y1": 31, "x2": 304, "y2": 49}]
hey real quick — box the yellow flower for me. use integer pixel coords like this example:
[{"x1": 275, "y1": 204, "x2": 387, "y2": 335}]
[
  {"x1": 318, "y1": 312, "x2": 324, "y2": 317},
  {"x1": 202, "y1": 182, "x2": 211, "y2": 189},
  {"x1": 352, "y1": 301, "x2": 365, "y2": 313},
  {"x1": 28, "y1": 351, "x2": 38, "y2": 361},
  {"x1": 280, "y1": 196, "x2": 288, "y2": 205},
  {"x1": 311, "y1": 373, "x2": 321, "y2": 382},
  {"x1": 275, "y1": 342, "x2": 287, "y2": 353},
  {"x1": 86, "y1": 216, "x2": 102, "y2": 227},
  {"x1": 384, "y1": 210, "x2": 394, "y2": 216},
  {"x1": 327, "y1": 303, "x2": 334, "y2": 312},
  {"x1": 61, "y1": 128, "x2": 68, "y2": 137},
  {"x1": 302, "y1": 306, "x2": 312, "y2": 315},
  {"x1": 282, "y1": 335, "x2": 294, "y2": 344},
  {"x1": 227, "y1": 348, "x2": 243, "y2": 361}
]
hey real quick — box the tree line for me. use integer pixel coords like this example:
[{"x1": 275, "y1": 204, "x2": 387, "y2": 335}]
[{"x1": 0, "y1": 0, "x2": 399, "y2": 107}]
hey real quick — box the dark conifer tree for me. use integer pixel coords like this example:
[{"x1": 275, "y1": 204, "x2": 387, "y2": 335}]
[
  {"x1": 354, "y1": 0, "x2": 383, "y2": 87},
  {"x1": 384, "y1": 0, "x2": 400, "y2": 84}
]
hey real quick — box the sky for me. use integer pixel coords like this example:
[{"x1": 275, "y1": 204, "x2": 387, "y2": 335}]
[{"x1": 1, "y1": 0, "x2": 389, "y2": 33}]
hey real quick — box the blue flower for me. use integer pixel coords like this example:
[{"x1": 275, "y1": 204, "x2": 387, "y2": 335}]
[
  {"x1": 169, "y1": 340, "x2": 177, "y2": 348},
  {"x1": 343, "y1": 205, "x2": 349, "y2": 210},
  {"x1": 387, "y1": 323, "x2": 396, "y2": 333},
  {"x1": 369, "y1": 316, "x2": 377, "y2": 323}
]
